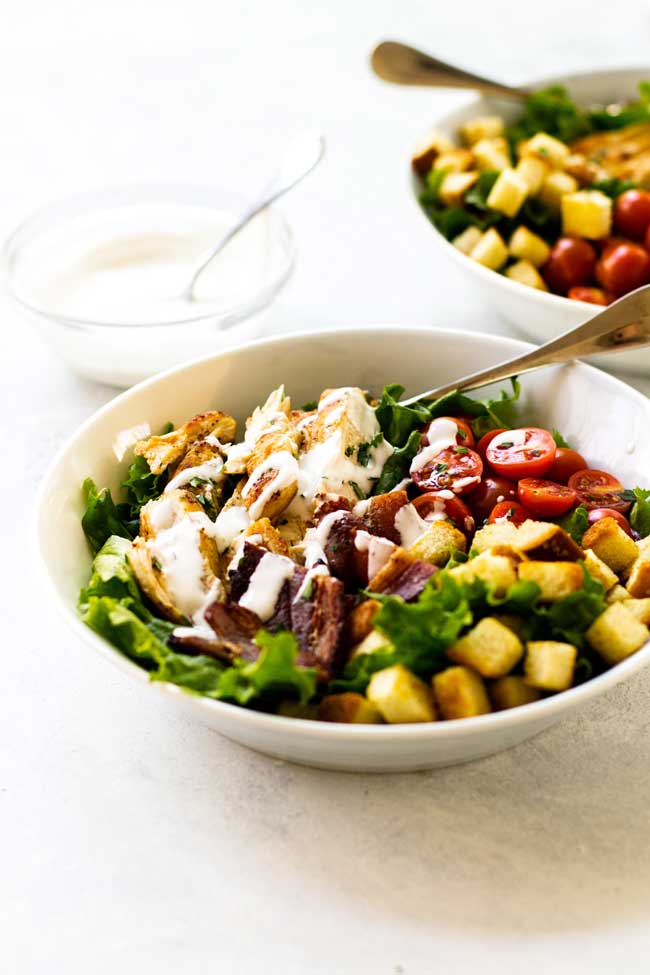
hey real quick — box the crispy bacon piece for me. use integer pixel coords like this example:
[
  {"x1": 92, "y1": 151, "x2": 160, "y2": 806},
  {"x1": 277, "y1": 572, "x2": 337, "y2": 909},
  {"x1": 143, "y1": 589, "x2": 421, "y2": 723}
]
[
  {"x1": 289, "y1": 574, "x2": 347, "y2": 678},
  {"x1": 170, "y1": 603, "x2": 262, "y2": 663},
  {"x1": 228, "y1": 542, "x2": 266, "y2": 603},
  {"x1": 324, "y1": 513, "x2": 363, "y2": 588},
  {"x1": 362, "y1": 490, "x2": 409, "y2": 544},
  {"x1": 368, "y1": 548, "x2": 437, "y2": 602}
]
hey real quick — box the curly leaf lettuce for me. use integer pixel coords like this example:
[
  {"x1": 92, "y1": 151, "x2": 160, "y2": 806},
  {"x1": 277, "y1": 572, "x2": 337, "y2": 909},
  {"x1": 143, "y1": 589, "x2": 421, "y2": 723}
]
[{"x1": 81, "y1": 479, "x2": 133, "y2": 554}]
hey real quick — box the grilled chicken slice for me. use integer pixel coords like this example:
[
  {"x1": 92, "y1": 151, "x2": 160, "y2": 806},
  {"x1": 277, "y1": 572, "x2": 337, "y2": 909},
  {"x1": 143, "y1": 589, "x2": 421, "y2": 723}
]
[
  {"x1": 129, "y1": 489, "x2": 222, "y2": 624},
  {"x1": 571, "y1": 122, "x2": 650, "y2": 187},
  {"x1": 134, "y1": 411, "x2": 236, "y2": 475}
]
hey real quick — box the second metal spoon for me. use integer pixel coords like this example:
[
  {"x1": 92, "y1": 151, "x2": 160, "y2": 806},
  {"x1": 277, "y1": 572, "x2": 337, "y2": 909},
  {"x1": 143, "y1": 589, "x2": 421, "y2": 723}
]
[{"x1": 401, "y1": 284, "x2": 650, "y2": 405}]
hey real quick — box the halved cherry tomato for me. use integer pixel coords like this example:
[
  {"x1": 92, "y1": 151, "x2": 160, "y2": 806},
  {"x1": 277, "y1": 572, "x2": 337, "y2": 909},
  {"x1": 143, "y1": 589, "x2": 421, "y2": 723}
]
[
  {"x1": 596, "y1": 241, "x2": 650, "y2": 296},
  {"x1": 567, "y1": 469, "x2": 631, "y2": 513},
  {"x1": 466, "y1": 476, "x2": 518, "y2": 524},
  {"x1": 547, "y1": 448, "x2": 588, "y2": 484},
  {"x1": 411, "y1": 446, "x2": 483, "y2": 495},
  {"x1": 542, "y1": 237, "x2": 597, "y2": 294},
  {"x1": 488, "y1": 500, "x2": 532, "y2": 526},
  {"x1": 567, "y1": 286, "x2": 611, "y2": 306},
  {"x1": 413, "y1": 492, "x2": 475, "y2": 535},
  {"x1": 518, "y1": 478, "x2": 578, "y2": 517},
  {"x1": 485, "y1": 428, "x2": 556, "y2": 479},
  {"x1": 587, "y1": 507, "x2": 633, "y2": 537},
  {"x1": 423, "y1": 415, "x2": 475, "y2": 448},
  {"x1": 475, "y1": 427, "x2": 508, "y2": 462},
  {"x1": 614, "y1": 189, "x2": 650, "y2": 240}
]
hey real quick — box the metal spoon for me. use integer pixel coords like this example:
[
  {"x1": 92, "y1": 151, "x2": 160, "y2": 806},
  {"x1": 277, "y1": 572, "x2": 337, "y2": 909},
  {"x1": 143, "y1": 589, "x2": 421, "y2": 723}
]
[
  {"x1": 401, "y1": 285, "x2": 650, "y2": 405},
  {"x1": 183, "y1": 129, "x2": 326, "y2": 301},
  {"x1": 370, "y1": 40, "x2": 530, "y2": 99}
]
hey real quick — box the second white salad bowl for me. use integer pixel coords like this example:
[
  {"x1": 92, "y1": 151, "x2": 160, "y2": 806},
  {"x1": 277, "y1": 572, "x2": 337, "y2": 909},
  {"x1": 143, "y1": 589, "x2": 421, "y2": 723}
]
[{"x1": 36, "y1": 327, "x2": 650, "y2": 771}]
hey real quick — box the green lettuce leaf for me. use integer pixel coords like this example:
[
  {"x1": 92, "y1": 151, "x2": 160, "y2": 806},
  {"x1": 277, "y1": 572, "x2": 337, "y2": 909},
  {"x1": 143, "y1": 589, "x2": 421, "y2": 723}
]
[
  {"x1": 213, "y1": 630, "x2": 317, "y2": 706},
  {"x1": 630, "y1": 487, "x2": 650, "y2": 538},
  {"x1": 121, "y1": 454, "x2": 168, "y2": 529},
  {"x1": 81, "y1": 478, "x2": 133, "y2": 554},
  {"x1": 506, "y1": 85, "x2": 593, "y2": 148},
  {"x1": 558, "y1": 504, "x2": 589, "y2": 543},
  {"x1": 552, "y1": 428, "x2": 571, "y2": 448},
  {"x1": 79, "y1": 535, "x2": 139, "y2": 604},
  {"x1": 374, "y1": 383, "x2": 432, "y2": 447},
  {"x1": 535, "y1": 565, "x2": 606, "y2": 647},
  {"x1": 373, "y1": 429, "x2": 421, "y2": 494},
  {"x1": 470, "y1": 378, "x2": 521, "y2": 437},
  {"x1": 81, "y1": 595, "x2": 173, "y2": 667}
]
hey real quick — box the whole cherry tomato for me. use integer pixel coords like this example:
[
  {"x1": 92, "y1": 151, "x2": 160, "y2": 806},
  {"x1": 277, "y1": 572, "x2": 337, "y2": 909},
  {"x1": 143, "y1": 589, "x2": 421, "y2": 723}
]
[
  {"x1": 412, "y1": 492, "x2": 475, "y2": 535},
  {"x1": 567, "y1": 469, "x2": 631, "y2": 513},
  {"x1": 596, "y1": 241, "x2": 650, "y2": 296},
  {"x1": 423, "y1": 415, "x2": 475, "y2": 448},
  {"x1": 567, "y1": 286, "x2": 611, "y2": 306},
  {"x1": 488, "y1": 500, "x2": 532, "y2": 526},
  {"x1": 485, "y1": 428, "x2": 556, "y2": 480},
  {"x1": 614, "y1": 189, "x2": 650, "y2": 240},
  {"x1": 411, "y1": 446, "x2": 483, "y2": 495},
  {"x1": 547, "y1": 447, "x2": 588, "y2": 484},
  {"x1": 587, "y1": 507, "x2": 633, "y2": 537},
  {"x1": 466, "y1": 476, "x2": 519, "y2": 524},
  {"x1": 475, "y1": 427, "x2": 508, "y2": 462},
  {"x1": 518, "y1": 478, "x2": 578, "y2": 517},
  {"x1": 542, "y1": 238, "x2": 597, "y2": 294}
]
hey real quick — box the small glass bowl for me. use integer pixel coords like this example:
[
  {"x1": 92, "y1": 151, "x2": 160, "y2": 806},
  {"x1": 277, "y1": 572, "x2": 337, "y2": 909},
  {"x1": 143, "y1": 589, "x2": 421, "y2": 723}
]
[{"x1": 3, "y1": 184, "x2": 295, "y2": 387}]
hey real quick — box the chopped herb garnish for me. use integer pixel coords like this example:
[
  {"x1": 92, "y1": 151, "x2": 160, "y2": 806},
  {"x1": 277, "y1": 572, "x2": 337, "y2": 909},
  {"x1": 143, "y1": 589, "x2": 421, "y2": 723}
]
[
  {"x1": 530, "y1": 449, "x2": 542, "y2": 458},
  {"x1": 454, "y1": 446, "x2": 469, "y2": 455},
  {"x1": 435, "y1": 462, "x2": 449, "y2": 473},
  {"x1": 349, "y1": 481, "x2": 365, "y2": 500},
  {"x1": 301, "y1": 578, "x2": 314, "y2": 601},
  {"x1": 345, "y1": 445, "x2": 355, "y2": 457},
  {"x1": 300, "y1": 400, "x2": 318, "y2": 412},
  {"x1": 356, "y1": 432, "x2": 383, "y2": 467},
  {"x1": 498, "y1": 441, "x2": 514, "y2": 450}
]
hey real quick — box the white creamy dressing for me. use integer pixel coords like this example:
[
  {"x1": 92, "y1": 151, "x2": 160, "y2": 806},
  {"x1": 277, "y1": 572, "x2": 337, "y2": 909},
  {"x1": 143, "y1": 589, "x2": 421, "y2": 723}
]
[
  {"x1": 112, "y1": 422, "x2": 151, "y2": 462},
  {"x1": 226, "y1": 532, "x2": 262, "y2": 574},
  {"x1": 238, "y1": 552, "x2": 296, "y2": 621},
  {"x1": 213, "y1": 505, "x2": 252, "y2": 553},
  {"x1": 165, "y1": 455, "x2": 225, "y2": 493},
  {"x1": 241, "y1": 449, "x2": 299, "y2": 520},
  {"x1": 394, "y1": 503, "x2": 434, "y2": 548},
  {"x1": 490, "y1": 428, "x2": 527, "y2": 450},
  {"x1": 293, "y1": 564, "x2": 329, "y2": 602},
  {"x1": 354, "y1": 529, "x2": 396, "y2": 580},
  {"x1": 146, "y1": 500, "x2": 217, "y2": 621},
  {"x1": 410, "y1": 417, "x2": 458, "y2": 474},
  {"x1": 452, "y1": 475, "x2": 481, "y2": 493}
]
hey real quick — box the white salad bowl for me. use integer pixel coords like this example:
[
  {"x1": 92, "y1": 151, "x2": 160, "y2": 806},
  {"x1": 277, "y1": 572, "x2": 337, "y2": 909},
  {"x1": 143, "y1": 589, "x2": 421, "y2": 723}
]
[
  {"x1": 36, "y1": 326, "x2": 650, "y2": 772},
  {"x1": 410, "y1": 67, "x2": 650, "y2": 376}
]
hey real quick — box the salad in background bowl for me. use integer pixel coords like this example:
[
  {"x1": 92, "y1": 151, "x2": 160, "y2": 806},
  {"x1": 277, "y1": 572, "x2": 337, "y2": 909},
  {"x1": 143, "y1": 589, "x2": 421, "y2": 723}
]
[{"x1": 410, "y1": 68, "x2": 650, "y2": 375}]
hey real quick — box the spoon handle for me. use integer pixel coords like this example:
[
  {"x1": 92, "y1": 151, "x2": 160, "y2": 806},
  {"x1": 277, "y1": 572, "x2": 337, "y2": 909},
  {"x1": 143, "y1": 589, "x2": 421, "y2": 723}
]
[
  {"x1": 370, "y1": 41, "x2": 530, "y2": 98},
  {"x1": 400, "y1": 284, "x2": 650, "y2": 405}
]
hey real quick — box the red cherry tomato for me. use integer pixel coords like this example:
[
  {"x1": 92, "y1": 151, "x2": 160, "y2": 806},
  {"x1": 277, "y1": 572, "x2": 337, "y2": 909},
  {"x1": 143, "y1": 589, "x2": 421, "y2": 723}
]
[
  {"x1": 645, "y1": 223, "x2": 650, "y2": 253},
  {"x1": 547, "y1": 448, "x2": 589, "y2": 485},
  {"x1": 567, "y1": 469, "x2": 631, "y2": 513},
  {"x1": 423, "y1": 415, "x2": 475, "y2": 448},
  {"x1": 614, "y1": 189, "x2": 650, "y2": 240},
  {"x1": 488, "y1": 500, "x2": 532, "y2": 526},
  {"x1": 475, "y1": 427, "x2": 508, "y2": 462},
  {"x1": 542, "y1": 238, "x2": 597, "y2": 294},
  {"x1": 485, "y1": 428, "x2": 556, "y2": 479},
  {"x1": 567, "y1": 286, "x2": 611, "y2": 306},
  {"x1": 587, "y1": 507, "x2": 633, "y2": 537},
  {"x1": 466, "y1": 476, "x2": 518, "y2": 524},
  {"x1": 596, "y1": 241, "x2": 650, "y2": 296},
  {"x1": 412, "y1": 492, "x2": 475, "y2": 535},
  {"x1": 517, "y1": 478, "x2": 578, "y2": 517},
  {"x1": 411, "y1": 446, "x2": 483, "y2": 495}
]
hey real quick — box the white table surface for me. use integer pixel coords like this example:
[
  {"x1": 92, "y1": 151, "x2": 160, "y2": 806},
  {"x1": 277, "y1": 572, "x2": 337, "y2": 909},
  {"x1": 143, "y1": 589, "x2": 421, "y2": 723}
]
[{"x1": 4, "y1": 1, "x2": 650, "y2": 971}]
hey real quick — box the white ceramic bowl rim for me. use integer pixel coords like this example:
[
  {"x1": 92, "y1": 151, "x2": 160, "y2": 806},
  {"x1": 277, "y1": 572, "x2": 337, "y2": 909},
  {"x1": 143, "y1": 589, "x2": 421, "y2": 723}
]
[
  {"x1": 3, "y1": 182, "x2": 295, "y2": 330},
  {"x1": 411, "y1": 66, "x2": 650, "y2": 313},
  {"x1": 35, "y1": 324, "x2": 650, "y2": 744}
]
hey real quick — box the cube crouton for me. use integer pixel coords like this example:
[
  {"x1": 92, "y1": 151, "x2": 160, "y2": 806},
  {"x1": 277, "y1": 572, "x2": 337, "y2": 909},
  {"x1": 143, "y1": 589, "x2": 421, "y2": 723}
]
[
  {"x1": 408, "y1": 519, "x2": 466, "y2": 566},
  {"x1": 561, "y1": 190, "x2": 612, "y2": 239},
  {"x1": 367, "y1": 665, "x2": 437, "y2": 723},
  {"x1": 452, "y1": 225, "x2": 483, "y2": 255},
  {"x1": 487, "y1": 168, "x2": 528, "y2": 217},
  {"x1": 438, "y1": 171, "x2": 479, "y2": 206},
  {"x1": 637, "y1": 536, "x2": 650, "y2": 560},
  {"x1": 582, "y1": 517, "x2": 639, "y2": 574},
  {"x1": 433, "y1": 148, "x2": 475, "y2": 173},
  {"x1": 319, "y1": 693, "x2": 383, "y2": 724},
  {"x1": 538, "y1": 171, "x2": 578, "y2": 211},
  {"x1": 345, "y1": 599, "x2": 381, "y2": 646},
  {"x1": 433, "y1": 666, "x2": 491, "y2": 720},
  {"x1": 471, "y1": 136, "x2": 511, "y2": 171},
  {"x1": 447, "y1": 617, "x2": 523, "y2": 678},
  {"x1": 472, "y1": 521, "x2": 519, "y2": 554},
  {"x1": 514, "y1": 521, "x2": 582, "y2": 561},
  {"x1": 460, "y1": 115, "x2": 505, "y2": 146},
  {"x1": 508, "y1": 225, "x2": 551, "y2": 267},
  {"x1": 515, "y1": 156, "x2": 550, "y2": 194},
  {"x1": 505, "y1": 259, "x2": 548, "y2": 291},
  {"x1": 411, "y1": 128, "x2": 455, "y2": 175},
  {"x1": 448, "y1": 551, "x2": 517, "y2": 595},
  {"x1": 367, "y1": 548, "x2": 414, "y2": 593},
  {"x1": 469, "y1": 228, "x2": 509, "y2": 270},
  {"x1": 489, "y1": 675, "x2": 541, "y2": 710},
  {"x1": 625, "y1": 599, "x2": 650, "y2": 626},
  {"x1": 607, "y1": 583, "x2": 631, "y2": 604},
  {"x1": 583, "y1": 549, "x2": 619, "y2": 592},
  {"x1": 585, "y1": 603, "x2": 649, "y2": 665},
  {"x1": 521, "y1": 132, "x2": 570, "y2": 166},
  {"x1": 518, "y1": 560, "x2": 584, "y2": 601},
  {"x1": 626, "y1": 558, "x2": 650, "y2": 598},
  {"x1": 350, "y1": 628, "x2": 392, "y2": 659},
  {"x1": 524, "y1": 641, "x2": 577, "y2": 691}
]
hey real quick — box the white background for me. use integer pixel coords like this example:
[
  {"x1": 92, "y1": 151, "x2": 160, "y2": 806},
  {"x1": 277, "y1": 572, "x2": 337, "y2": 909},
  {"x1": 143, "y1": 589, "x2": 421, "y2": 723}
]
[{"x1": 4, "y1": 2, "x2": 650, "y2": 972}]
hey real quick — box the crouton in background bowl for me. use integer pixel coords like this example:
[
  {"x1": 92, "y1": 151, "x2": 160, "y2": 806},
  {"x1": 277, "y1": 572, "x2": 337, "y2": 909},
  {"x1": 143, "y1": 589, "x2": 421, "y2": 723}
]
[
  {"x1": 409, "y1": 68, "x2": 650, "y2": 376},
  {"x1": 35, "y1": 326, "x2": 650, "y2": 771}
]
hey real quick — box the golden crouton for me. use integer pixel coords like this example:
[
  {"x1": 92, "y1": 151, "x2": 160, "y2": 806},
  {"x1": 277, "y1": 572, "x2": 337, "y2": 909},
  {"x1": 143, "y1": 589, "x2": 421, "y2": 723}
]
[
  {"x1": 134, "y1": 411, "x2": 236, "y2": 474},
  {"x1": 625, "y1": 599, "x2": 650, "y2": 626},
  {"x1": 411, "y1": 127, "x2": 455, "y2": 175},
  {"x1": 345, "y1": 599, "x2": 381, "y2": 646},
  {"x1": 517, "y1": 561, "x2": 584, "y2": 601},
  {"x1": 318, "y1": 693, "x2": 383, "y2": 724},
  {"x1": 489, "y1": 676, "x2": 541, "y2": 710},
  {"x1": 471, "y1": 521, "x2": 519, "y2": 554},
  {"x1": 513, "y1": 521, "x2": 582, "y2": 561},
  {"x1": 367, "y1": 548, "x2": 415, "y2": 593},
  {"x1": 626, "y1": 558, "x2": 650, "y2": 598},
  {"x1": 492, "y1": 613, "x2": 527, "y2": 639},
  {"x1": 433, "y1": 666, "x2": 491, "y2": 720},
  {"x1": 637, "y1": 535, "x2": 650, "y2": 560},
  {"x1": 582, "y1": 517, "x2": 639, "y2": 574},
  {"x1": 524, "y1": 641, "x2": 577, "y2": 691},
  {"x1": 367, "y1": 665, "x2": 437, "y2": 723},
  {"x1": 350, "y1": 629, "x2": 392, "y2": 658},
  {"x1": 585, "y1": 603, "x2": 650, "y2": 665},
  {"x1": 447, "y1": 617, "x2": 524, "y2": 678},
  {"x1": 408, "y1": 520, "x2": 467, "y2": 566},
  {"x1": 606, "y1": 583, "x2": 631, "y2": 604},
  {"x1": 448, "y1": 551, "x2": 517, "y2": 595},
  {"x1": 582, "y1": 548, "x2": 618, "y2": 592}
]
